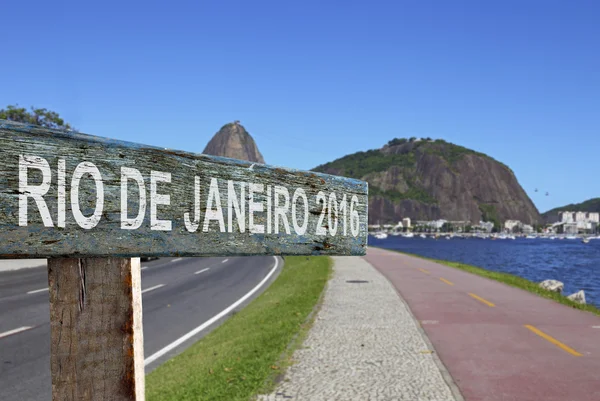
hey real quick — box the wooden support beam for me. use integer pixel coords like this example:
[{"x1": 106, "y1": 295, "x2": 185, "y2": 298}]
[{"x1": 48, "y1": 258, "x2": 145, "y2": 400}]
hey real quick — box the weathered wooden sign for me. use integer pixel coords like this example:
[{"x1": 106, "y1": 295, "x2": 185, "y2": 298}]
[{"x1": 0, "y1": 120, "x2": 368, "y2": 257}]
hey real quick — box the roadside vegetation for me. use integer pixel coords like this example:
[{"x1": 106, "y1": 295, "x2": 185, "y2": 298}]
[
  {"x1": 401, "y1": 251, "x2": 600, "y2": 316},
  {"x1": 145, "y1": 256, "x2": 332, "y2": 401}
]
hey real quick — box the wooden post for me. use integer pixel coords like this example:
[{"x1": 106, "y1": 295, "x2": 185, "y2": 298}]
[{"x1": 48, "y1": 258, "x2": 145, "y2": 400}]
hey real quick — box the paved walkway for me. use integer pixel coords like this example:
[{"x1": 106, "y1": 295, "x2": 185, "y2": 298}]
[
  {"x1": 258, "y1": 256, "x2": 459, "y2": 401},
  {"x1": 365, "y1": 248, "x2": 600, "y2": 401}
]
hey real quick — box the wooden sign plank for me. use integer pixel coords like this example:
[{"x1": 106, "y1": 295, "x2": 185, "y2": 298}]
[{"x1": 0, "y1": 120, "x2": 368, "y2": 257}]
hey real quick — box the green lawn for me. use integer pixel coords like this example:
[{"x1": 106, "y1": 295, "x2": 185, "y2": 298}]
[
  {"x1": 379, "y1": 248, "x2": 600, "y2": 316},
  {"x1": 145, "y1": 256, "x2": 332, "y2": 401}
]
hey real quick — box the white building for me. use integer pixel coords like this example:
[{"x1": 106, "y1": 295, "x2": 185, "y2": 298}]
[
  {"x1": 473, "y1": 221, "x2": 495, "y2": 233},
  {"x1": 402, "y1": 217, "x2": 411, "y2": 228},
  {"x1": 588, "y1": 213, "x2": 599, "y2": 223},
  {"x1": 522, "y1": 224, "x2": 534, "y2": 234},
  {"x1": 434, "y1": 219, "x2": 447, "y2": 229},
  {"x1": 560, "y1": 212, "x2": 574, "y2": 223},
  {"x1": 564, "y1": 223, "x2": 578, "y2": 235},
  {"x1": 575, "y1": 211, "x2": 587, "y2": 222},
  {"x1": 505, "y1": 220, "x2": 521, "y2": 231}
]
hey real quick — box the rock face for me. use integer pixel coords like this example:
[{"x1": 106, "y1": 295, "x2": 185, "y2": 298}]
[
  {"x1": 203, "y1": 121, "x2": 265, "y2": 163},
  {"x1": 567, "y1": 290, "x2": 586, "y2": 304},
  {"x1": 313, "y1": 138, "x2": 541, "y2": 225},
  {"x1": 539, "y1": 279, "x2": 564, "y2": 293}
]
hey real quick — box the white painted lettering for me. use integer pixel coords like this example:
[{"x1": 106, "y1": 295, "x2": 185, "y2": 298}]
[
  {"x1": 203, "y1": 177, "x2": 225, "y2": 232},
  {"x1": 315, "y1": 191, "x2": 327, "y2": 235},
  {"x1": 328, "y1": 192, "x2": 338, "y2": 236},
  {"x1": 350, "y1": 195, "x2": 360, "y2": 237},
  {"x1": 150, "y1": 171, "x2": 172, "y2": 231},
  {"x1": 121, "y1": 167, "x2": 146, "y2": 230},
  {"x1": 184, "y1": 176, "x2": 201, "y2": 232},
  {"x1": 227, "y1": 180, "x2": 245, "y2": 233},
  {"x1": 339, "y1": 194, "x2": 347, "y2": 235},
  {"x1": 267, "y1": 185, "x2": 272, "y2": 234},
  {"x1": 274, "y1": 186, "x2": 291, "y2": 235},
  {"x1": 18, "y1": 155, "x2": 53, "y2": 227},
  {"x1": 249, "y1": 183, "x2": 264, "y2": 234},
  {"x1": 71, "y1": 162, "x2": 104, "y2": 229},
  {"x1": 57, "y1": 159, "x2": 66, "y2": 228},
  {"x1": 292, "y1": 188, "x2": 308, "y2": 235}
]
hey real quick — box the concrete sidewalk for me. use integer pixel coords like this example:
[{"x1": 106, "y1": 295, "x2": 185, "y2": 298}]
[
  {"x1": 365, "y1": 248, "x2": 600, "y2": 401},
  {"x1": 258, "y1": 256, "x2": 460, "y2": 401}
]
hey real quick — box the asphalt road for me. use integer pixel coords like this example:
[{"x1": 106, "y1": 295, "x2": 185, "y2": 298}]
[{"x1": 0, "y1": 256, "x2": 280, "y2": 401}]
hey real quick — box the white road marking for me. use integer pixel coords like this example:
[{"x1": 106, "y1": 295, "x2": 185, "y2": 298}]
[
  {"x1": 222, "y1": 259, "x2": 229, "y2": 263},
  {"x1": 145, "y1": 256, "x2": 280, "y2": 366},
  {"x1": 141, "y1": 266, "x2": 148, "y2": 270},
  {"x1": 142, "y1": 284, "x2": 164, "y2": 294},
  {"x1": 593, "y1": 326, "x2": 600, "y2": 329},
  {"x1": 0, "y1": 326, "x2": 32, "y2": 338},
  {"x1": 171, "y1": 258, "x2": 183, "y2": 263},
  {"x1": 27, "y1": 288, "x2": 48, "y2": 294},
  {"x1": 195, "y1": 268, "x2": 210, "y2": 275}
]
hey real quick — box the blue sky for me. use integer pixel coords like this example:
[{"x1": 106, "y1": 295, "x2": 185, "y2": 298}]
[{"x1": 1, "y1": 0, "x2": 598, "y2": 212}]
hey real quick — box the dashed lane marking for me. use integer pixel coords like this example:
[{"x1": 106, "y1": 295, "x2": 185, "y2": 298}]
[
  {"x1": 525, "y1": 325, "x2": 583, "y2": 357},
  {"x1": 171, "y1": 258, "x2": 183, "y2": 263},
  {"x1": 222, "y1": 259, "x2": 229, "y2": 263},
  {"x1": 418, "y1": 268, "x2": 430, "y2": 275},
  {"x1": 0, "y1": 326, "x2": 32, "y2": 339},
  {"x1": 439, "y1": 278, "x2": 454, "y2": 286},
  {"x1": 27, "y1": 288, "x2": 48, "y2": 294},
  {"x1": 142, "y1": 284, "x2": 165, "y2": 294},
  {"x1": 468, "y1": 293, "x2": 495, "y2": 307},
  {"x1": 195, "y1": 268, "x2": 210, "y2": 275}
]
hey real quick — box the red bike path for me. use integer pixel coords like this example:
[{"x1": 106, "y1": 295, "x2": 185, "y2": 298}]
[{"x1": 364, "y1": 248, "x2": 600, "y2": 401}]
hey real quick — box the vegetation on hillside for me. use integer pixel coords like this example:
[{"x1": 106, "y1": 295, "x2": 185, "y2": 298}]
[
  {"x1": 0, "y1": 104, "x2": 73, "y2": 130},
  {"x1": 314, "y1": 138, "x2": 506, "y2": 178},
  {"x1": 478, "y1": 203, "x2": 501, "y2": 231},
  {"x1": 312, "y1": 138, "x2": 507, "y2": 208},
  {"x1": 543, "y1": 197, "x2": 600, "y2": 216}
]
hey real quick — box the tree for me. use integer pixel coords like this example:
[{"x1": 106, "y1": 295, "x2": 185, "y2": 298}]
[{"x1": 0, "y1": 105, "x2": 73, "y2": 130}]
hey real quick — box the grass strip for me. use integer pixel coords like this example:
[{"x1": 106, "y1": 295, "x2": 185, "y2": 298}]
[
  {"x1": 383, "y1": 248, "x2": 600, "y2": 316},
  {"x1": 145, "y1": 256, "x2": 333, "y2": 401}
]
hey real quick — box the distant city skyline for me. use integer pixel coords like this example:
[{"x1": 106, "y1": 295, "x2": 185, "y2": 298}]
[{"x1": 1, "y1": 1, "x2": 598, "y2": 212}]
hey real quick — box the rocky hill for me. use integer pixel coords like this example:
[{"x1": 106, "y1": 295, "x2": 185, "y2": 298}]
[
  {"x1": 542, "y1": 198, "x2": 600, "y2": 224},
  {"x1": 203, "y1": 121, "x2": 265, "y2": 163},
  {"x1": 313, "y1": 138, "x2": 541, "y2": 226}
]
